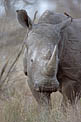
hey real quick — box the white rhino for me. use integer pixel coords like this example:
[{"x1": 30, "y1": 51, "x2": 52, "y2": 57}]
[{"x1": 17, "y1": 10, "x2": 81, "y2": 108}]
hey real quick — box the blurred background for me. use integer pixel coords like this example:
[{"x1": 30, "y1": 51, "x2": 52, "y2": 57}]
[
  {"x1": 0, "y1": 1, "x2": 81, "y2": 122},
  {"x1": 0, "y1": 0, "x2": 81, "y2": 46},
  {"x1": 0, "y1": 0, "x2": 81, "y2": 18}
]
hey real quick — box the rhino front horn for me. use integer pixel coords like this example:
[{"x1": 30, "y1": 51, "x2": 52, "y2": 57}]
[{"x1": 43, "y1": 45, "x2": 58, "y2": 76}]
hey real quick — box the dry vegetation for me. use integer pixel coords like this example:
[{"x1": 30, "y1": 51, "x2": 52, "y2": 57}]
[{"x1": 0, "y1": 17, "x2": 81, "y2": 122}]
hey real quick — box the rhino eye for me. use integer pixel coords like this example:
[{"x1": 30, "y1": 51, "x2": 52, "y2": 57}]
[{"x1": 31, "y1": 59, "x2": 33, "y2": 62}]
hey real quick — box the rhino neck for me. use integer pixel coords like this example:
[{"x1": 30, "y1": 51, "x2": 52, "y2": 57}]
[{"x1": 58, "y1": 29, "x2": 68, "y2": 63}]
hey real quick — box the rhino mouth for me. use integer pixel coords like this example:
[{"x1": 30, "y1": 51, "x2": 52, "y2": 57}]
[
  {"x1": 34, "y1": 81, "x2": 59, "y2": 92},
  {"x1": 39, "y1": 85, "x2": 58, "y2": 92}
]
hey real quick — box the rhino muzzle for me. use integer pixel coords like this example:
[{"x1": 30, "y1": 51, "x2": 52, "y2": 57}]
[
  {"x1": 34, "y1": 79, "x2": 59, "y2": 92},
  {"x1": 34, "y1": 45, "x2": 59, "y2": 92}
]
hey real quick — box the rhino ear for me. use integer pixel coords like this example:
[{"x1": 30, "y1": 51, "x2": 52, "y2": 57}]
[
  {"x1": 16, "y1": 10, "x2": 32, "y2": 30},
  {"x1": 23, "y1": 48, "x2": 28, "y2": 76},
  {"x1": 56, "y1": 18, "x2": 72, "y2": 32},
  {"x1": 27, "y1": 16, "x2": 33, "y2": 30}
]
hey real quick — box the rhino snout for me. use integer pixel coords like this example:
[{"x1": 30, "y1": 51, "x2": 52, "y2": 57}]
[{"x1": 34, "y1": 80, "x2": 59, "y2": 92}]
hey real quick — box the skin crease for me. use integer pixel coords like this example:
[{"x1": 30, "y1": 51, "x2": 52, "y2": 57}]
[{"x1": 17, "y1": 10, "x2": 81, "y2": 110}]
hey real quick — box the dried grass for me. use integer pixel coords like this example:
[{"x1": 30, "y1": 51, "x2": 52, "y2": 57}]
[
  {"x1": 0, "y1": 92, "x2": 80, "y2": 122},
  {"x1": 0, "y1": 17, "x2": 81, "y2": 122}
]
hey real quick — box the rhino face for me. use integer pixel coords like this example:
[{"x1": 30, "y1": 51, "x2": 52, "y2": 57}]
[
  {"x1": 27, "y1": 43, "x2": 59, "y2": 92},
  {"x1": 25, "y1": 18, "x2": 72, "y2": 92}
]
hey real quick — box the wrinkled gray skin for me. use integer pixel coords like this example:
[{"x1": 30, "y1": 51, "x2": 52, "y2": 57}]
[{"x1": 23, "y1": 10, "x2": 81, "y2": 109}]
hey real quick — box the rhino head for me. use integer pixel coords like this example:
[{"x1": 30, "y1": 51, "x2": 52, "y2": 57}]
[{"x1": 21, "y1": 11, "x2": 72, "y2": 93}]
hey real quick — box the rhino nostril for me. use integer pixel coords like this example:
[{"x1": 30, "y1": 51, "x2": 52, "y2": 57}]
[
  {"x1": 51, "y1": 81, "x2": 59, "y2": 92},
  {"x1": 34, "y1": 83, "x2": 40, "y2": 91},
  {"x1": 55, "y1": 82, "x2": 59, "y2": 90},
  {"x1": 54, "y1": 85, "x2": 59, "y2": 92},
  {"x1": 25, "y1": 72, "x2": 27, "y2": 76}
]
